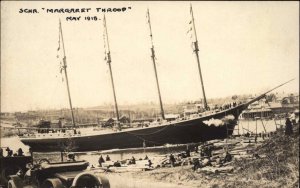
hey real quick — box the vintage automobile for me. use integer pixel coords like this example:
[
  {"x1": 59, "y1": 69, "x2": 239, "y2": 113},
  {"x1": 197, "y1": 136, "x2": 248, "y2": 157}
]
[
  {"x1": 1, "y1": 156, "x2": 110, "y2": 188},
  {"x1": 0, "y1": 155, "x2": 33, "y2": 187}
]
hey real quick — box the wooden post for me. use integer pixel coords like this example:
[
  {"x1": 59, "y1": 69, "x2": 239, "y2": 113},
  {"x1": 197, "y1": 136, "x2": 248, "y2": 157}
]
[
  {"x1": 237, "y1": 109, "x2": 240, "y2": 135},
  {"x1": 255, "y1": 118, "x2": 258, "y2": 135},
  {"x1": 61, "y1": 151, "x2": 64, "y2": 162}
]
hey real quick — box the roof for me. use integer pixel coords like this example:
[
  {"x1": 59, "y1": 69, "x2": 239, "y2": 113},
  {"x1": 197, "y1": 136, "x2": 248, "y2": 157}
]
[
  {"x1": 268, "y1": 102, "x2": 282, "y2": 108},
  {"x1": 51, "y1": 120, "x2": 61, "y2": 124},
  {"x1": 102, "y1": 118, "x2": 114, "y2": 122},
  {"x1": 244, "y1": 108, "x2": 272, "y2": 113}
]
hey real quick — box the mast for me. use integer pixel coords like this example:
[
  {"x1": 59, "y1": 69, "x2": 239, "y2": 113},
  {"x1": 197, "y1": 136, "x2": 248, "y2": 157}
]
[
  {"x1": 147, "y1": 9, "x2": 165, "y2": 120},
  {"x1": 59, "y1": 19, "x2": 76, "y2": 127},
  {"x1": 190, "y1": 5, "x2": 208, "y2": 110},
  {"x1": 103, "y1": 14, "x2": 120, "y2": 129}
]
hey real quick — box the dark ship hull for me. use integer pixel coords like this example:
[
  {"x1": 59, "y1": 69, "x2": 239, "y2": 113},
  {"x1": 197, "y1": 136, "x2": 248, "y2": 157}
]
[{"x1": 20, "y1": 104, "x2": 248, "y2": 152}]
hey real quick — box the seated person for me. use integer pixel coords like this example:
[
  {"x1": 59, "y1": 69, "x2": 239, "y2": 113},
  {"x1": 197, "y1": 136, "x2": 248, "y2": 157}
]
[
  {"x1": 148, "y1": 160, "x2": 153, "y2": 167},
  {"x1": 193, "y1": 159, "x2": 201, "y2": 171},
  {"x1": 129, "y1": 156, "x2": 136, "y2": 164},
  {"x1": 113, "y1": 161, "x2": 121, "y2": 167},
  {"x1": 67, "y1": 152, "x2": 76, "y2": 161},
  {"x1": 24, "y1": 163, "x2": 35, "y2": 184},
  {"x1": 223, "y1": 151, "x2": 232, "y2": 163}
]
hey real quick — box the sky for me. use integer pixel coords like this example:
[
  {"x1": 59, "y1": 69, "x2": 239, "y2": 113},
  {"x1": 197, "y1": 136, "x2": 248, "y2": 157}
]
[{"x1": 1, "y1": 1, "x2": 299, "y2": 112}]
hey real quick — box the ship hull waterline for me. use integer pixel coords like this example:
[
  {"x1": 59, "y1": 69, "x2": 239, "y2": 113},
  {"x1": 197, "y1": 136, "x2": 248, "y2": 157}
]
[{"x1": 20, "y1": 104, "x2": 247, "y2": 152}]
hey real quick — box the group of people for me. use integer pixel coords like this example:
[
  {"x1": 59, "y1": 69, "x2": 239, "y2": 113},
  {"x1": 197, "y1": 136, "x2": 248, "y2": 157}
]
[
  {"x1": 192, "y1": 147, "x2": 233, "y2": 171},
  {"x1": 0, "y1": 147, "x2": 24, "y2": 157},
  {"x1": 98, "y1": 155, "x2": 111, "y2": 167},
  {"x1": 219, "y1": 102, "x2": 239, "y2": 111},
  {"x1": 98, "y1": 154, "x2": 152, "y2": 168},
  {"x1": 199, "y1": 145, "x2": 213, "y2": 158},
  {"x1": 210, "y1": 102, "x2": 241, "y2": 112}
]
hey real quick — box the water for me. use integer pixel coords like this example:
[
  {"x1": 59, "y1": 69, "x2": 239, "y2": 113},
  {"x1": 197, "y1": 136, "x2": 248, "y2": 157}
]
[
  {"x1": 234, "y1": 118, "x2": 285, "y2": 135},
  {"x1": 0, "y1": 119, "x2": 286, "y2": 166},
  {"x1": 0, "y1": 136, "x2": 187, "y2": 165}
]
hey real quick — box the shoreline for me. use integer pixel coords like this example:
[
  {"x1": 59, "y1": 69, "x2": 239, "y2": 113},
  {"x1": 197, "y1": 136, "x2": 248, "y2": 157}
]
[{"x1": 0, "y1": 122, "x2": 298, "y2": 187}]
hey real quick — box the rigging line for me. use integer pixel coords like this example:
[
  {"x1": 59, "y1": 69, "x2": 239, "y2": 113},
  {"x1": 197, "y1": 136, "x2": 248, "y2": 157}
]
[
  {"x1": 260, "y1": 118, "x2": 267, "y2": 133},
  {"x1": 263, "y1": 97, "x2": 273, "y2": 128},
  {"x1": 261, "y1": 117, "x2": 269, "y2": 127},
  {"x1": 124, "y1": 131, "x2": 162, "y2": 145},
  {"x1": 242, "y1": 127, "x2": 255, "y2": 134}
]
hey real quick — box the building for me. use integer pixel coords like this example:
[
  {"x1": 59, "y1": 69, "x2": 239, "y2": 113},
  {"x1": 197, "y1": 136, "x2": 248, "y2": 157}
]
[
  {"x1": 165, "y1": 114, "x2": 180, "y2": 121},
  {"x1": 241, "y1": 93, "x2": 299, "y2": 119},
  {"x1": 51, "y1": 119, "x2": 62, "y2": 128}
]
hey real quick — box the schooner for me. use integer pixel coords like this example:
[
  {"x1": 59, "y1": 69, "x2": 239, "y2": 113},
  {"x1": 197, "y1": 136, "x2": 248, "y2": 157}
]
[{"x1": 18, "y1": 9, "x2": 293, "y2": 152}]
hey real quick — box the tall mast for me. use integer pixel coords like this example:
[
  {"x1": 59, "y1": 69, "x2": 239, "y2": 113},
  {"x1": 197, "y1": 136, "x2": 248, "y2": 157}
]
[
  {"x1": 147, "y1": 9, "x2": 165, "y2": 120},
  {"x1": 103, "y1": 14, "x2": 120, "y2": 128},
  {"x1": 59, "y1": 19, "x2": 76, "y2": 127},
  {"x1": 190, "y1": 5, "x2": 208, "y2": 110}
]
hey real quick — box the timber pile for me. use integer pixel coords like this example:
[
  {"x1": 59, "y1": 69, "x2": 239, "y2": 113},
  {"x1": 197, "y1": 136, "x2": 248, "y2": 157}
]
[{"x1": 152, "y1": 134, "x2": 272, "y2": 175}]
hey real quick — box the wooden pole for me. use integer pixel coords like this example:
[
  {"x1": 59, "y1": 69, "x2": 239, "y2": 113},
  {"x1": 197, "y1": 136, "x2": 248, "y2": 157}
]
[
  {"x1": 255, "y1": 118, "x2": 258, "y2": 135},
  {"x1": 59, "y1": 19, "x2": 76, "y2": 128},
  {"x1": 190, "y1": 5, "x2": 208, "y2": 110},
  {"x1": 147, "y1": 9, "x2": 165, "y2": 120},
  {"x1": 103, "y1": 15, "x2": 120, "y2": 129},
  {"x1": 237, "y1": 109, "x2": 240, "y2": 135}
]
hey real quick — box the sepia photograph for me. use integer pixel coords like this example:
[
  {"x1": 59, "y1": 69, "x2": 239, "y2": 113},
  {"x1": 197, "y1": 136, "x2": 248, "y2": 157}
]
[{"x1": 1, "y1": 1, "x2": 299, "y2": 188}]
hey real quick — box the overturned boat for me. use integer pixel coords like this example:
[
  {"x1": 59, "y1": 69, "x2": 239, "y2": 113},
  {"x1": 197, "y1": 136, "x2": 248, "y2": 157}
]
[{"x1": 18, "y1": 7, "x2": 293, "y2": 152}]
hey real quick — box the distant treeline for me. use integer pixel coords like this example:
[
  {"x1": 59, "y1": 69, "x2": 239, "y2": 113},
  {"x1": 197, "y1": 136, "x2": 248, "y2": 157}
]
[{"x1": 2, "y1": 93, "x2": 297, "y2": 127}]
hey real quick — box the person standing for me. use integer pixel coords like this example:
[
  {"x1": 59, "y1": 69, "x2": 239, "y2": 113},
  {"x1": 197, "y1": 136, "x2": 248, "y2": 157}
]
[
  {"x1": 17, "y1": 148, "x2": 24, "y2": 156},
  {"x1": 6, "y1": 147, "x2": 13, "y2": 157},
  {"x1": 285, "y1": 117, "x2": 293, "y2": 136},
  {"x1": 98, "y1": 155, "x2": 105, "y2": 167},
  {"x1": 290, "y1": 113, "x2": 296, "y2": 124},
  {"x1": 0, "y1": 148, "x2": 3, "y2": 157},
  {"x1": 169, "y1": 154, "x2": 176, "y2": 167}
]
